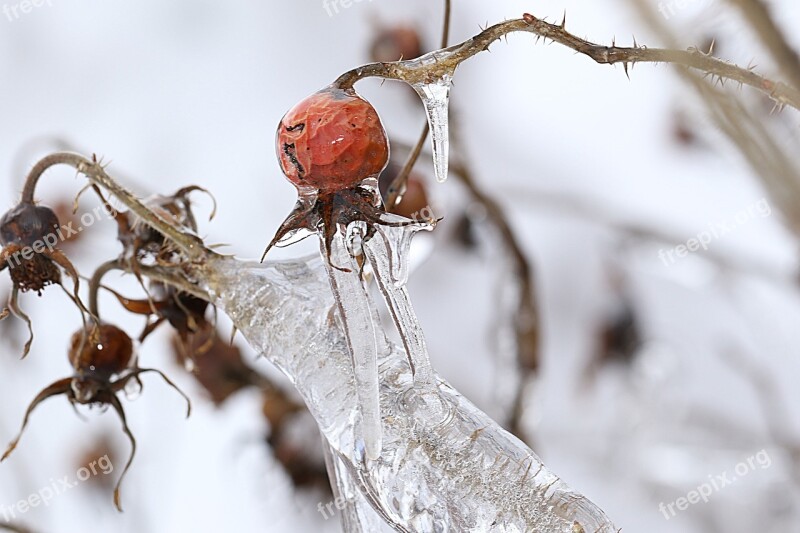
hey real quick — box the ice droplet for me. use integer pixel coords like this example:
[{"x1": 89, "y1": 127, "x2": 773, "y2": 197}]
[
  {"x1": 124, "y1": 377, "x2": 143, "y2": 401},
  {"x1": 412, "y1": 73, "x2": 453, "y2": 184}
]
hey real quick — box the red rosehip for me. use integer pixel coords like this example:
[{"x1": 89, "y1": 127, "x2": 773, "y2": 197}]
[{"x1": 276, "y1": 88, "x2": 389, "y2": 192}]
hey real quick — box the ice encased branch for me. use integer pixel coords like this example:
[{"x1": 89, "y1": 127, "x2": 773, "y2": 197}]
[{"x1": 202, "y1": 245, "x2": 618, "y2": 532}]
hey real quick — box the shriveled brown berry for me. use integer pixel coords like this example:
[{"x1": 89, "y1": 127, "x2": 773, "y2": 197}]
[
  {"x1": 370, "y1": 26, "x2": 423, "y2": 63},
  {"x1": 0, "y1": 203, "x2": 60, "y2": 247},
  {"x1": 379, "y1": 162, "x2": 431, "y2": 219},
  {"x1": 69, "y1": 324, "x2": 133, "y2": 379}
]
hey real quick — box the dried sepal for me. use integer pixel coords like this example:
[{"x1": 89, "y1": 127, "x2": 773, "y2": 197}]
[
  {"x1": 103, "y1": 392, "x2": 136, "y2": 513},
  {"x1": 7, "y1": 287, "x2": 33, "y2": 358},
  {"x1": 1, "y1": 378, "x2": 72, "y2": 461},
  {"x1": 118, "y1": 368, "x2": 192, "y2": 418}
]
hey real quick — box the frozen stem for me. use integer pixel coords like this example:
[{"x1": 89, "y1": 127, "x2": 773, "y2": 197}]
[
  {"x1": 22, "y1": 152, "x2": 209, "y2": 262},
  {"x1": 333, "y1": 13, "x2": 800, "y2": 110}
]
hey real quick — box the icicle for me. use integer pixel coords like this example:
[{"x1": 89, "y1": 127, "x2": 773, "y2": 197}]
[
  {"x1": 412, "y1": 73, "x2": 453, "y2": 184},
  {"x1": 364, "y1": 224, "x2": 434, "y2": 386},
  {"x1": 323, "y1": 228, "x2": 382, "y2": 462}
]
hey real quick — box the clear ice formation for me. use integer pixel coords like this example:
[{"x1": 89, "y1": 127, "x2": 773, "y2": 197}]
[
  {"x1": 412, "y1": 73, "x2": 453, "y2": 184},
  {"x1": 201, "y1": 223, "x2": 619, "y2": 532}
]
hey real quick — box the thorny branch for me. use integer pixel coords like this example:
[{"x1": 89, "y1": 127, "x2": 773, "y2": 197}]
[
  {"x1": 726, "y1": 0, "x2": 800, "y2": 92},
  {"x1": 21, "y1": 152, "x2": 209, "y2": 263},
  {"x1": 627, "y1": 0, "x2": 800, "y2": 239},
  {"x1": 333, "y1": 13, "x2": 800, "y2": 110}
]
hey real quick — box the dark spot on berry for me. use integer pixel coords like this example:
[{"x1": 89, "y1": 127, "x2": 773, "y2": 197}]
[
  {"x1": 285, "y1": 123, "x2": 305, "y2": 132},
  {"x1": 282, "y1": 143, "x2": 305, "y2": 177}
]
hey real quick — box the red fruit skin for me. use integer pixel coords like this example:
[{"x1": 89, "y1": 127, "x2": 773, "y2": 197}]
[{"x1": 276, "y1": 88, "x2": 389, "y2": 192}]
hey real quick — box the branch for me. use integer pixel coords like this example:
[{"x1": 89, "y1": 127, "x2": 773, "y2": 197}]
[
  {"x1": 727, "y1": 0, "x2": 800, "y2": 92},
  {"x1": 333, "y1": 13, "x2": 800, "y2": 111},
  {"x1": 21, "y1": 152, "x2": 210, "y2": 261}
]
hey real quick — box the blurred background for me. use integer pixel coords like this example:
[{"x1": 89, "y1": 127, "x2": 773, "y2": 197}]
[{"x1": 1, "y1": 0, "x2": 800, "y2": 532}]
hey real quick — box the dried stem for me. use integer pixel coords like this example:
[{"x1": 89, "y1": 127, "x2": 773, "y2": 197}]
[
  {"x1": 726, "y1": 0, "x2": 800, "y2": 91},
  {"x1": 628, "y1": 0, "x2": 800, "y2": 239},
  {"x1": 88, "y1": 259, "x2": 124, "y2": 317},
  {"x1": 21, "y1": 152, "x2": 209, "y2": 262},
  {"x1": 449, "y1": 158, "x2": 539, "y2": 440},
  {"x1": 333, "y1": 13, "x2": 800, "y2": 110}
]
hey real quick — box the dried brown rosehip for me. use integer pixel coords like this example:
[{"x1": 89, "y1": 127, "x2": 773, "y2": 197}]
[
  {"x1": 0, "y1": 203, "x2": 63, "y2": 294},
  {"x1": 2, "y1": 323, "x2": 190, "y2": 512},
  {"x1": 379, "y1": 162, "x2": 432, "y2": 220},
  {"x1": 0, "y1": 201, "x2": 90, "y2": 357},
  {"x1": 370, "y1": 25, "x2": 423, "y2": 63}
]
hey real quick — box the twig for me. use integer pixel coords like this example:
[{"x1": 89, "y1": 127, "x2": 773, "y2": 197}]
[
  {"x1": 21, "y1": 152, "x2": 210, "y2": 261},
  {"x1": 333, "y1": 13, "x2": 800, "y2": 110},
  {"x1": 726, "y1": 0, "x2": 800, "y2": 91},
  {"x1": 628, "y1": 0, "x2": 800, "y2": 240},
  {"x1": 0, "y1": 524, "x2": 35, "y2": 533},
  {"x1": 448, "y1": 152, "x2": 539, "y2": 441}
]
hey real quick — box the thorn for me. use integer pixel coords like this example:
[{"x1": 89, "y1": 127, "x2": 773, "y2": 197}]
[
  {"x1": 707, "y1": 39, "x2": 715, "y2": 56},
  {"x1": 560, "y1": 11, "x2": 567, "y2": 29},
  {"x1": 632, "y1": 34, "x2": 638, "y2": 48},
  {"x1": 623, "y1": 62, "x2": 630, "y2": 80},
  {"x1": 612, "y1": 36, "x2": 616, "y2": 47}
]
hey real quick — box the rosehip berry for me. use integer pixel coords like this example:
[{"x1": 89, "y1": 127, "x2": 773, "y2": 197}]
[
  {"x1": 69, "y1": 323, "x2": 133, "y2": 380},
  {"x1": 0, "y1": 202, "x2": 66, "y2": 295},
  {"x1": 276, "y1": 87, "x2": 389, "y2": 192},
  {"x1": 0, "y1": 203, "x2": 60, "y2": 247}
]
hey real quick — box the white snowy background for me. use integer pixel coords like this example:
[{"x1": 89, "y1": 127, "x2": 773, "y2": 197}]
[{"x1": 1, "y1": 0, "x2": 799, "y2": 532}]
